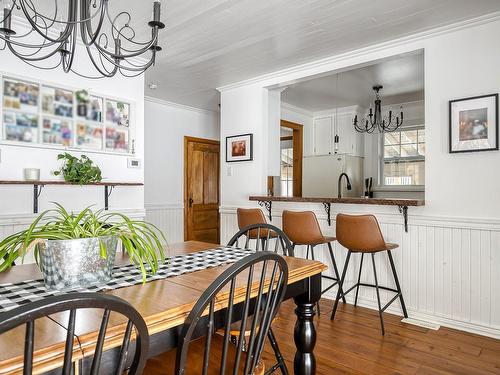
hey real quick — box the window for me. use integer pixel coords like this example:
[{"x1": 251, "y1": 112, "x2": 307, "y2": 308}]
[
  {"x1": 280, "y1": 148, "x2": 293, "y2": 197},
  {"x1": 381, "y1": 128, "x2": 425, "y2": 186}
]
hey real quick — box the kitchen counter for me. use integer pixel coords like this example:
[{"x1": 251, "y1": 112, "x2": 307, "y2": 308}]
[{"x1": 249, "y1": 195, "x2": 425, "y2": 232}]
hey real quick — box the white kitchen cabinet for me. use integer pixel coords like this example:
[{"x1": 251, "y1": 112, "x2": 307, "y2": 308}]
[
  {"x1": 313, "y1": 117, "x2": 333, "y2": 155},
  {"x1": 312, "y1": 108, "x2": 364, "y2": 157}
]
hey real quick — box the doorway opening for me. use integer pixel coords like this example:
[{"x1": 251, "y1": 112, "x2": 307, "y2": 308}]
[{"x1": 279, "y1": 120, "x2": 303, "y2": 197}]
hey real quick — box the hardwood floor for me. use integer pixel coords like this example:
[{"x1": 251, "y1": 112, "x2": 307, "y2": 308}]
[{"x1": 258, "y1": 298, "x2": 500, "y2": 375}]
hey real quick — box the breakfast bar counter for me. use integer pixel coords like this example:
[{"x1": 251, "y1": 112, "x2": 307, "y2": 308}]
[{"x1": 249, "y1": 195, "x2": 425, "y2": 232}]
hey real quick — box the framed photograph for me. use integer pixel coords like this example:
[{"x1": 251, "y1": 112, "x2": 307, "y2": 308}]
[
  {"x1": 105, "y1": 127, "x2": 129, "y2": 152},
  {"x1": 42, "y1": 86, "x2": 74, "y2": 118},
  {"x1": 42, "y1": 117, "x2": 73, "y2": 147},
  {"x1": 449, "y1": 94, "x2": 498, "y2": 153},
  {"x1": 3, "y1": 78, "x2": 39, "y2": 113},
  {"x1": 3, "y1": 111, "x2": 38, "y2": 142},
  {"x1": 106, "y1": 99, "x2": 130, "y2": 127},
  {"x1": 76, "y1": 122, "x2": 103, "y2": 150},
  {"x1": 226, "y1": 133, "x2": 253, "y2": 162}
]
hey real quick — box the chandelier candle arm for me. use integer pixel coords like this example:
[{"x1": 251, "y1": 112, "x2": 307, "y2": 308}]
[{"x1": 0, "y1": 0, "x2": 165, "y2": 78}]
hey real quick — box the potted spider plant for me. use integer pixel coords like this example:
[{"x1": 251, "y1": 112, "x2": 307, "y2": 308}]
[{"x1": 0, "y1": 204, "x2": 166, "y2": 290}]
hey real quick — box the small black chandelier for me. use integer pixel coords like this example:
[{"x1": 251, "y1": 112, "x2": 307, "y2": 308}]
[
  {"x1": 353, "y1": 85, "x2": 404, "y2": 133},
  {"x1": 0, "y1": 0, "x2": 165, "y2": 78}
]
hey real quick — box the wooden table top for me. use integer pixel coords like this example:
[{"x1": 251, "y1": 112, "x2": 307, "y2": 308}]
[{"x1": 0, "y1": 241, "x2": 327, "y2": 374}]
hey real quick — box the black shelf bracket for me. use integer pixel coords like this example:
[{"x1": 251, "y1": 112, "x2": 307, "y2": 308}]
[
  {"x1": 323, "y1": 202, "x2": 332, "y2": 226},
  {"x1": 104, "y1": 185, "x2": 115, "y2": 211},
  {"x1": 398, "y1": 205, "x2": 409, "y2": 233},
  {"x1": 258, "y1": 200, "x2": 273, "y2": 222},
  {"x1": 33, "y1": 184, "x2": 44, "y2": 214}
]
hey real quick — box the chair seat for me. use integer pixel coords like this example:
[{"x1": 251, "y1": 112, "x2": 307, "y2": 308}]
[
  {"x1": 247, "y1": 229, "x2": 279, "y2": 240},
  {"x1": 294, "y1": 235, "x2": 337, "y2": 246},
  {"x1": 351, "y1": 242, "x2": 399, "y2": 253},
  {"x1": 144, "y1": 335, "x2": 265, "y2": 375}
]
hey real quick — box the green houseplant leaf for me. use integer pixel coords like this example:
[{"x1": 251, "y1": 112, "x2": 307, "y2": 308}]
[
  {"x1": 54, "y1": 153, "x2": 102, "y2": 185},
  {"x1": 0, "y1": 204, "x2": 167, "y2": 282}
]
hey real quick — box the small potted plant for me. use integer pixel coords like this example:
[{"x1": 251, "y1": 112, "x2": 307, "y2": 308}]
[
  {"x1": 54, "y1": 153, "x2": 102, "y2": 184},
  {"x1": 0, "y1": 204, "x2": 166, "y2": 290},
  {"x1": 76, "y1": 89, "x2": 89, "y2": 118}
]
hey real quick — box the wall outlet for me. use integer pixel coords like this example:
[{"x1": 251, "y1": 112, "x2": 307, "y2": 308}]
[{"x1": 127, "y1": 158, "x2": 141, "y2": 169}]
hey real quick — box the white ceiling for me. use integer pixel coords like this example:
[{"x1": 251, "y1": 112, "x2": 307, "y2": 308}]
[
  {"x1": 282, "y1": 52, "x2": 425, "y2": 112},
  {"x1": 45, "y1": 0, "x2": 500, "y2": 111}
]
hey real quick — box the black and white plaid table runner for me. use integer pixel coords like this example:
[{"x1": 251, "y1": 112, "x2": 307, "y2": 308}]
[{"x1": 0, "y1": 246, "x2": 254, "y2": 313}]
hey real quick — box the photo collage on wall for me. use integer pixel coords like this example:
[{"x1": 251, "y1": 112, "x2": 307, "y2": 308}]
[{"x1": 1, "y1": 76, "x2": 132, "y2": 153}]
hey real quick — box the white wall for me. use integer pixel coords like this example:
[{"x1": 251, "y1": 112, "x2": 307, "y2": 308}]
[
  {"x1": 144, "y1": 98, "x2": 220, "y2": 243},
  {"x1": 281, "y1": 103, "x2": 314, "y2": 156},
  {"x1": 0, "y1": 43, "x2": 145, "y2": 214},
  {"x1": 218, "y1": 16, "x2": 500, "y2": 338}
]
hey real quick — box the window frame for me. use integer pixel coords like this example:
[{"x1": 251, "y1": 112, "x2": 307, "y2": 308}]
[{"x1": 378, "y1": 125, "x2": 425, "y2": 189}]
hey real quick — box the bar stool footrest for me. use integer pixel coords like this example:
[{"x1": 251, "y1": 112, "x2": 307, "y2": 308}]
[
  {"x1": 381, "y1": 293, "x2": 402, "y2": 313},
  {"x1": 336, "y1": 282, "x2": 400, "y2": 300}
]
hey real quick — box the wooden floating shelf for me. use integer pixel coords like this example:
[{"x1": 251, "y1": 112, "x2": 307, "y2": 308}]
[
  {"x1": 0, "y1": 181, "x2": 144, "y2": 213},
  {"x1": 249, "y1": 195, "x2": 425, "y2": 232},
  {"x1": 0, "y1": 180, "x2": 143, "y2": 186}
]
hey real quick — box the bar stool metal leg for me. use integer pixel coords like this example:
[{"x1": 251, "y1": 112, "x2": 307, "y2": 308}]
[
  {"x1": 387, "y1": 250, "x2": 408, "y2": 318},
  {"x1": 354, "y1": 253, "x2": 364, "y2": 307},
  {"x1": 327, "y1": 242, "x2": 346, "y2": 304},
  {"x1": 330, "y1": 250, "x2": 351, "y2": 321},
  {"x1": 371, "y1": 253, "x2": 385, "y2": 335}
]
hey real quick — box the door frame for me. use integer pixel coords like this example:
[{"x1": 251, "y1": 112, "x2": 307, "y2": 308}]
[
  {"x1": 280, "y1": 120, "x2": 303, "y2": 197},
  {"x1": 184, "y1": 136, "x2": 221, "y2": 241}
]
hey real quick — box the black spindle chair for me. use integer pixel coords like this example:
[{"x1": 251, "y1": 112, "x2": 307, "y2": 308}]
[
  {"x1": 175, "y1": 251, "x2": 288, "y2": 375},
  {"x1": 226, "y1": 223, "x2": 292, "y2": 374},
  {"x1": 227, "y1": 223, "x2": 294, "y2": 257},
  {"x1": 0, "y1": 293, "x2": 149, "y2": 374}
]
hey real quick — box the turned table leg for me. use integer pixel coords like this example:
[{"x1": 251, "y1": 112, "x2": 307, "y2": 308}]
[{"x1": 293, "y1": 273, "x2": 322, "y2": 375}]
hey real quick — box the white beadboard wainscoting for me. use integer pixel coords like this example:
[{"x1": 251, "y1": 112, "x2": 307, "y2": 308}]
[
  {"x1": 145, "y1": 204, "x2": 184, "y2": 245},
  {"x1": 220, "y1": 205, "x2": 500, "y2": 339},
  {"x1": 0, "y1": 209, "x2": 147, "y2": 265}
]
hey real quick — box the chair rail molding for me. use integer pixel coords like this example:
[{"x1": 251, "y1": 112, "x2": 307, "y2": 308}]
[{"x1": 220, "y1": 205, "x2": 500, "y2": 339}]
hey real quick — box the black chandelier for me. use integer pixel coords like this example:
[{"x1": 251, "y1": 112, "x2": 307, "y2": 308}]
[
  {"x1": 0, "y1": 0, "x2": 165, "y2": 78},
  {"x1": 353, "y1": 85, "x2": 404, "y2": 133}
]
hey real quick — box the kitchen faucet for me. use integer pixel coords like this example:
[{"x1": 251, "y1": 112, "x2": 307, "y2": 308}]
[{"x1": 338, "y1": 173, "x2": 352, "y2": 198}]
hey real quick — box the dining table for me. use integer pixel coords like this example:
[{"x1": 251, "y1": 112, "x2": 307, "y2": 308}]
[{"x1": 0, "y1": 241, "x2": 327, "y2": 375}]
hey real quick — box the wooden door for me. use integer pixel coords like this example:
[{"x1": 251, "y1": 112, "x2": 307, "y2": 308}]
[
  {"x1": 281, "y1": 120, "x2": 303, "y2": 197},
  {"x1": 184, "y1": 137, "x2": 220, "y2": 243}
]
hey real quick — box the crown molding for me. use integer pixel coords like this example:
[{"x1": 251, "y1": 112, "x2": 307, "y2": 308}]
[
  {"x1": 217, "y1": 11, "x2": 500, "y2": 92},
  {"x1": 281, "y1": 102, "x2": 314, "y2": 118},
  {"x1": 144, "y1": 96, "x2": 219, "y2": 115}
]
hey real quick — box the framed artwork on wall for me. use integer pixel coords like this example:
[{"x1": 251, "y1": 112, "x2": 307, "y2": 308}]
[
  {"x1": 449, "y1": 94, "x2": 498, "y2": 153},
  {"x1": 226, "y1": 133, "x2": 253, "y2": 162}
]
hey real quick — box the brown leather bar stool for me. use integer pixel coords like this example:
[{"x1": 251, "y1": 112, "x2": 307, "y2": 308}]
[
  {"x1": 331, "y1": 214, "x2": 408, "y2": 335},
  {"x1": 282, "y1": 210, "x2": 346, "y2": 314},
  {"x1": 237, "y1": 208, "x2": 280, "y2": 250}
]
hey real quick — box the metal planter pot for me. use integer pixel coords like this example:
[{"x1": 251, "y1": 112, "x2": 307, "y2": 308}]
[{"x1": 39, "y1": 236, "x2": 118, "y2": 290}]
